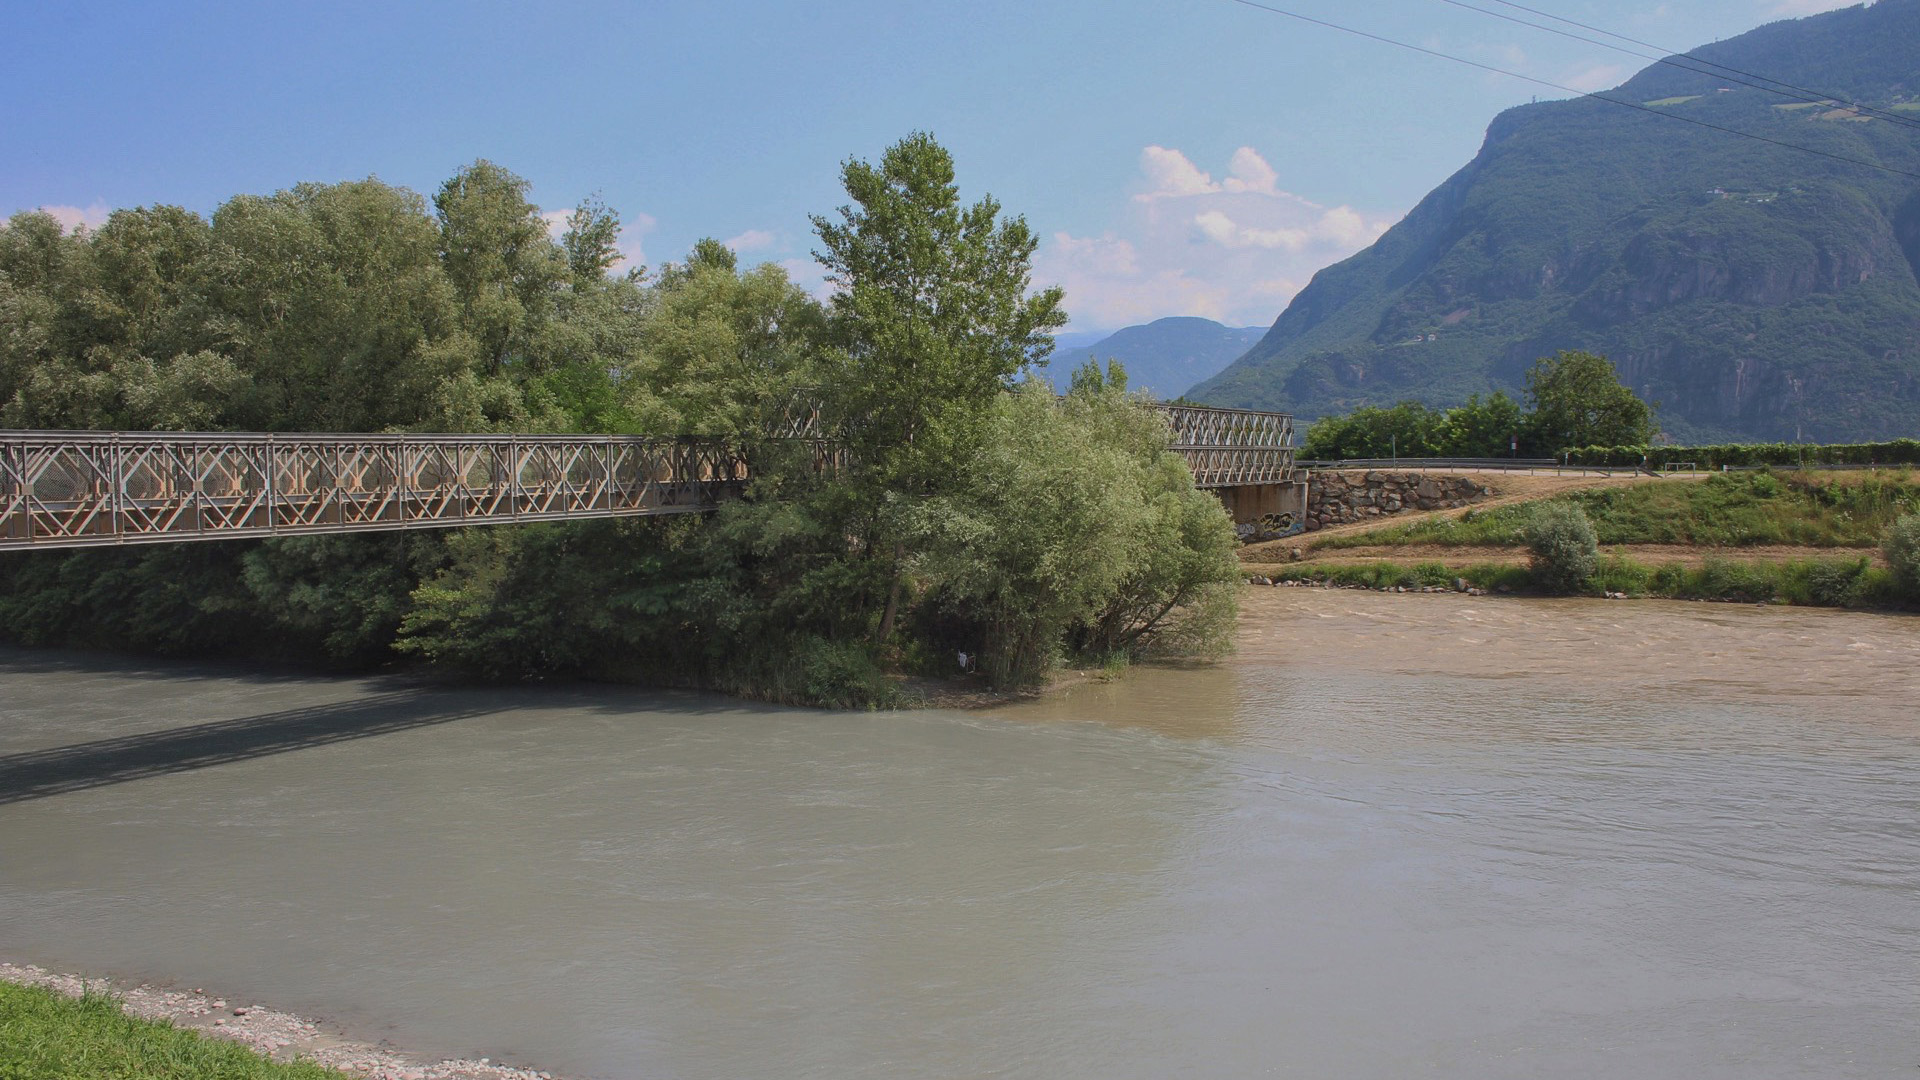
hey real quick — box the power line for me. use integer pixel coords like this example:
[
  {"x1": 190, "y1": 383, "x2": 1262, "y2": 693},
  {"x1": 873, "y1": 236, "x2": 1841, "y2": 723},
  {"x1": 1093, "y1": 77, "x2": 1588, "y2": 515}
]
[
  {"x1": 1479, "y1": 0, "x2": 1918, "y2": 127},
  {"x1": 1221, "y1": 0, "x2": 1920, "y2": 182},
  {"x1": 1441, "y1": 0, "x2": 1920, "y2": 131}
]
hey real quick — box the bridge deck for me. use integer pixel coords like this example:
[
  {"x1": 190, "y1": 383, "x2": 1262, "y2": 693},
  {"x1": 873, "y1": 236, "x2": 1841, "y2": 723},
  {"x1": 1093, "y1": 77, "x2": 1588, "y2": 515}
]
[{"x1": 1, "y1": 405, "x2": 1295, "y2": 551}]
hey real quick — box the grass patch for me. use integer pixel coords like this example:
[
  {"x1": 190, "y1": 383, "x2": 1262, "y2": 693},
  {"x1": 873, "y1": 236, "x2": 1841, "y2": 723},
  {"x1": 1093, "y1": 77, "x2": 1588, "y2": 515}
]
[
  {"x1": 1267, "y1": 561, "x2": 1528, "y2": 593},
  {"x1": 1270, "y1": 554, "x2": 1909, "y2": 610},
  {"x1": 1312, "y1": 470, "x2": 1920, "y2": 551},
  {"x1": 1893, "y1": 102, "x2": 1920, "y2": 112},
  {"x1": 1644, "y1": 95, "x2": 1702, "y2": 106},
  {"x1": 1773, "y1": 101, "x2": 1823, "y2": 111},
  {"x1": 0, "y1": 980, "x2": 341, "y2": 1078}
]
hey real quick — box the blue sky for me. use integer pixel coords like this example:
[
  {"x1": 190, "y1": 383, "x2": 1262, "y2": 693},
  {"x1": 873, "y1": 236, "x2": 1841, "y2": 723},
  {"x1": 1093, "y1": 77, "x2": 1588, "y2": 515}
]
[{"x1": 2, "y1": 0, "x2": 1862, "y2": 332}]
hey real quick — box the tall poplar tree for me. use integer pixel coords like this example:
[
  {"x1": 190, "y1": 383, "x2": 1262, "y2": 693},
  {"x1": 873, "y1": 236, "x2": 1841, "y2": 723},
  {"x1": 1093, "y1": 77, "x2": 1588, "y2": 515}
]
[{"x1": 810, "y1": 132, "x2": 1066, "y2": 638}]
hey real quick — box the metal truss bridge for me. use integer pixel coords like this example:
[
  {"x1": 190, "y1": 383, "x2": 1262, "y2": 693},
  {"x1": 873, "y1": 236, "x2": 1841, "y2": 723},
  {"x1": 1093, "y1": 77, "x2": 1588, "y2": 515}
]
[{"x1": 0, "y1": 404, "x2": 1295, "y2": 552}]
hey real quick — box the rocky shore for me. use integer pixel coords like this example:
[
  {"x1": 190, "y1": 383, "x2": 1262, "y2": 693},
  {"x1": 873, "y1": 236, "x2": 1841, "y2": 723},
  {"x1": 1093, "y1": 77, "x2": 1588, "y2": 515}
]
[
  {"x1": 0, "y1": 961, "x2": 565, "y2": 1080},
  {"x1": 1246, "y1": 575, "x2": 1502, "y2": 596}
]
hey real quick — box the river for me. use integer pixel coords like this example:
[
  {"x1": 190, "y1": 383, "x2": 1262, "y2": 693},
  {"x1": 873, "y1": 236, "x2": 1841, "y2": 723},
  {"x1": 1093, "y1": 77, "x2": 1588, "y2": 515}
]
[{"x1": 2, "y1": 590, "x2": 1917, "y2": 1079}]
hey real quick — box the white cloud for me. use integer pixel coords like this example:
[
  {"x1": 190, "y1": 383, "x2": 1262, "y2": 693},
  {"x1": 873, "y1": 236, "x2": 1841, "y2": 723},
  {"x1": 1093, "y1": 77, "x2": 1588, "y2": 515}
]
[
  {"x1": 723, "y1": 229, "x2": 776, "y2": 253},
  {"x1": 1037, "y1": 146, "x2": 1398, "y2": 332},
  {"x1": 1222, "y1": 147, "x2": 1280, "y2": 195},
  {"x1": 615, "y1": 211, "x2": 656, "y2": 272},
  {"x1": 1190, "y1": 206, "x2": 1382, "y2": 252},
  {"x1": 1134, "y1": 146, "x2": 1221, "y2": 201},
  {"x1": 1562, "y1": 62, "x2": 1628, "y2": 93},
  {"x1": 29, "y1": 203, "x2": 111, "y2": 233},
  {"x1": 776, "y1": 256, "x2": 841, "y2": 304}
]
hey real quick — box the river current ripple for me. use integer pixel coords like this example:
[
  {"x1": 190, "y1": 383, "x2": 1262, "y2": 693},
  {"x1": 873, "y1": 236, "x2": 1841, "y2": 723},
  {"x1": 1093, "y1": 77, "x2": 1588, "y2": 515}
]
[{"x1": 2, "y1": 590, "x2": 1916, "y2": 1079}]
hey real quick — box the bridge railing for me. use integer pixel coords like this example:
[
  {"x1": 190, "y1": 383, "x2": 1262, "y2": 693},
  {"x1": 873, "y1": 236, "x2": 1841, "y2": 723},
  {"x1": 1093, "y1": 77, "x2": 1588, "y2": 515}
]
[
  {"x1": 0, "y1": 431, "x2": 790, "y2": 551},
  {"x1": 2, "y1": 400, "x2": 1299, "y2": 549},
  {"x1": 1155, "y1": 404, "x2": 1298, "y2": 488}
]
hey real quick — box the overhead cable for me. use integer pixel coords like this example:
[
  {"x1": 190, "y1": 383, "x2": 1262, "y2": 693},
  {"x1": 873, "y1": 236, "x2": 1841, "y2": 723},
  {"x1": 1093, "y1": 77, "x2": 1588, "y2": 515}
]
[
  {"x1": 1221, "y1": 0, "x2": 1920, "y2": 182},
  {"x1": 1477, "y1": 0, "x2": 1920, "y2": 129},
  {"x1": 1437, "y1": 0, "x2": 1920, "y2": 131}
]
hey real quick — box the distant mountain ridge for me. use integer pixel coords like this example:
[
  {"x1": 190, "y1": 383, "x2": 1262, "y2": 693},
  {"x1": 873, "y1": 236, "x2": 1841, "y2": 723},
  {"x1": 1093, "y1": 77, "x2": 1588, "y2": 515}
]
[
  {"x1": 1190, "y1": 0, "x2": 1920, "y2": 442},
  {"x1": 1047, "y1": 317, "x2": 1265, "y2": 399}
]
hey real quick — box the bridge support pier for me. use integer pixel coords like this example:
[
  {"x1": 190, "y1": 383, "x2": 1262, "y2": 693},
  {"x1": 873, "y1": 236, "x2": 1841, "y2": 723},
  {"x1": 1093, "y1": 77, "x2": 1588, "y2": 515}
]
[{"x1": 1210, "y1": 478, "x2": 1309, "y2": 538}]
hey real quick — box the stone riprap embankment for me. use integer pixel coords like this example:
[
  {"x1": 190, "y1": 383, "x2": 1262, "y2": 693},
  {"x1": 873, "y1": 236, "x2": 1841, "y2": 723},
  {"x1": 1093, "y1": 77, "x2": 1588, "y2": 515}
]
[{"x1": 1306, "y1": 471, "x2": 1492, "y2": 531}]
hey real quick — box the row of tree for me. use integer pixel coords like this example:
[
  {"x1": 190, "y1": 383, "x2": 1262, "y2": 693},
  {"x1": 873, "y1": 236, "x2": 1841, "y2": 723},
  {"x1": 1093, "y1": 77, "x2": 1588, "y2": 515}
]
[
  {"x1": 0, "y1": 135, "x2": 1241, "y2": 701},
  {"x1": 1299, "y1": 350, "x2": 1657, "y2": 460}
]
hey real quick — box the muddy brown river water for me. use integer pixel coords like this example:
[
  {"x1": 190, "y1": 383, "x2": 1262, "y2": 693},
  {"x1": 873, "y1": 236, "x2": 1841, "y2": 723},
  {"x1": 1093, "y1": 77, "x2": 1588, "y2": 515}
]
[{"x1": 3, "y1": 590, "x2": 1917, "y2": 1079}]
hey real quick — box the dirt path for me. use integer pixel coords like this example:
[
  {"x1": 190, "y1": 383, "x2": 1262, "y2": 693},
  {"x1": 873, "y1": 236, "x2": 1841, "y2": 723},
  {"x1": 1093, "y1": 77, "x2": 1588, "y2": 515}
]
[
  {"x1": 1238, "y1": 469, "x2": 1890, "y2": 571},
  {"x1": 1240, "y1": 469, "x2": 1688, "y2": 562}
]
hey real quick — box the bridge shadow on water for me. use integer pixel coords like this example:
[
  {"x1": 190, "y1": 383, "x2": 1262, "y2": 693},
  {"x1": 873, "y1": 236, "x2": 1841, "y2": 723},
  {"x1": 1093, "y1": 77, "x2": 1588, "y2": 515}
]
[{"x1": 0, "y1": 690, "x2": 494, "y2": 806}]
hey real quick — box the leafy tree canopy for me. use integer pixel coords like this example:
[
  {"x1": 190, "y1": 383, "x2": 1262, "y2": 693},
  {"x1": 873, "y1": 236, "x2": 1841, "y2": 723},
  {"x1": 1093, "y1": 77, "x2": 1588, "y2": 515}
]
[{"x1": 1524, "y1": 349, "x2": 1656, "y2": 451}]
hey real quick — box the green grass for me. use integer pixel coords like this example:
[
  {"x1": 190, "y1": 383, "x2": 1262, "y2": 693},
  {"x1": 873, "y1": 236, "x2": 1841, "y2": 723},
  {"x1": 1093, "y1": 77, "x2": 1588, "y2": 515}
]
[
  {"x1": 1890, "y1": 102, "x2": 1920, "y2": 112},
  {"x1": 1266, "y1": 561, "x2": 1530, "y2": 593},
  {"x1": 1312, "y1": 470, "x2": 1920, "y2": 551},
  {"x1": 0, "y1": 981, "x2": 341, "y2": 1080},
  {"x1": 1269, "y1": 555, "x2": 1908, "y2": 609},
  {"x1": 1644, "y1": 95, "x2": 1702, "y2": 106},
  {"x1": 1773, "y1": 101, "x2": 1824, "y2": 111}
]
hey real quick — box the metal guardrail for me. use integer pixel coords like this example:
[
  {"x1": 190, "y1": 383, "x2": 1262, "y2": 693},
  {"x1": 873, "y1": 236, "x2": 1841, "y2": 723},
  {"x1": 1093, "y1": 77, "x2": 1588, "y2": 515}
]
[
  {"x1": 1304, "y1": 457, "x2": 1917, "y2": 476},
  {"x1": 1299, "y1": 457, "x2": 1560, "y2": 470},
  {"x1": 0, "y1": 431, "x2": 814, "y2": 551}
]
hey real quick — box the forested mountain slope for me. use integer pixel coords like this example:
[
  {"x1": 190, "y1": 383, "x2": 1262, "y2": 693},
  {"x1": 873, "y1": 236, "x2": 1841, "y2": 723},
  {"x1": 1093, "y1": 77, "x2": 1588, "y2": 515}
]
[{"x1": 1190, "y1": 0, "x2": 1920, "y2": 442}]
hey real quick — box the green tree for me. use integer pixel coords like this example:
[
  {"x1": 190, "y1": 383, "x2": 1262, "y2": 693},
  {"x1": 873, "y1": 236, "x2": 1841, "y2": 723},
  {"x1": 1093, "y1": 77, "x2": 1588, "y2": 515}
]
[
  {"x1": 560, "y1": 195, "x2": 627, "y2": 287},
  {"x1": 1523, "y1": 350, "x2": 1655, "y2": 453},
  {"x1": 205, "y1": 178, "x2": 485, "y2": 431},
  {"x1": 434, "y1": 160, "x2": 567, "y2": 377},
  {"x1": 811, "y1": 131, "x2": 1066, "y2": 478},
  {"x1": 904, "y1": 375, "x2": 1236, "y2": 688},
  {"x1": 624, "y1": 245, "x2": 824, "y2": 437},
  {"x1": 1301, "y1": 401, "x2": 1444, "y2": 459},
  {"x1": 1439, "y1": 391, "x2": 1526, "y2": 456},
  {"x1": 809, "y1": 132, "x2": 1067, "y2": 639}
]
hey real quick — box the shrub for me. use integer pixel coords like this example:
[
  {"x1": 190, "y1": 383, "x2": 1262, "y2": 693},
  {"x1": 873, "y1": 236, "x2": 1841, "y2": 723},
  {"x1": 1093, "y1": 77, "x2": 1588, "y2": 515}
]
[
  {"x1": 1697, "y1": 558, "x2": 1777, "y2": 602},
  {"x1": 1885, "y1": 513, "x2": 1920, "y2": 593},
  {"x1": 1803, "y1": 558, "x2": 1870, "y2": 607},
  {"x1": 1521, "y1": 502, "x2": 1598, "y2": 593}
]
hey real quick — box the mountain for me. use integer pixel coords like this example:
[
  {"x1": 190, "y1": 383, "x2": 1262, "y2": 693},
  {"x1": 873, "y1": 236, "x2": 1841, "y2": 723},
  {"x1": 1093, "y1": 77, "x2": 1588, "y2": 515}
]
[
  {"x1": 1190, "y1": 0, "x2": 1920, "y2": 443},
  {"x1": 1047, "y1": 317, "x2": 1266, "y2": 399}
]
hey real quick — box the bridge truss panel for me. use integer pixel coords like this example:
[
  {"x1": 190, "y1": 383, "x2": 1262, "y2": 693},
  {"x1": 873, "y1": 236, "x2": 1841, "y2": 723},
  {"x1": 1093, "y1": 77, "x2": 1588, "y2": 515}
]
[
  {"x1": 1153, "y1": 404, "x2": 1298, "y2": 488},
  {"x1": 0, "y1": 431, "x2": 756, "y2": 551},
  {"x1": 0, "y1": 403, "x2": 1291, "y2": 549}
]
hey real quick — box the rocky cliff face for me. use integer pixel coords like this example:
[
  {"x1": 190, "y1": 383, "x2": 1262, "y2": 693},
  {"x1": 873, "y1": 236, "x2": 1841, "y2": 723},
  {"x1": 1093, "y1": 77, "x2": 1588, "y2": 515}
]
[{"x1": 1191, "y1": 0, "x2": 1920, "y2": 443}]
